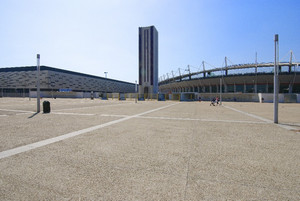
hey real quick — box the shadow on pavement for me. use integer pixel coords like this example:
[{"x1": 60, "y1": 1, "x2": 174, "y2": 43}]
[{"x1": 28, "y1": 112, "x2": 39, "y2": 119}]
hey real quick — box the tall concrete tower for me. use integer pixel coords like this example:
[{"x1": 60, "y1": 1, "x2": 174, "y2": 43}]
[{"x1": 138, "y1": 26, "x2": 158, "y2": 94}]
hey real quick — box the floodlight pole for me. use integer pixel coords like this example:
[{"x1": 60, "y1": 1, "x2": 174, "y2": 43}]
[
  {"x1": 135, "y1": 80, "x2": 137, "y2": 103},
  {"x1": 274, "y1": 34, "x2": 279, "y2": 123},
  {"x1": 220, "y1": 64, "x2": 223, "y2": 105},
  {"x1": 104, "y1": 72, "x2": 108, "y2": 98},
  {"x1": 37, "y1": 54, "x2": 41, "y2": 113},
  {"x1": 220, "y1": 78, "x2": 222, "y2": 105}
]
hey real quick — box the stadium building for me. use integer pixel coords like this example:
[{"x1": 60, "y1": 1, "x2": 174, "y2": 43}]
[
  {"x1": 159, "y1": 60, "x2": 300, "y2": 102},
  {"x1": 0, "y1": 66, "x2": 135, "y2": 98}
]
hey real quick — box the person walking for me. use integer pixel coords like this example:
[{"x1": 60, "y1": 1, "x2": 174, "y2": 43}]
[{"x1": 210, "y1": 97, "x2": 216, "y2": 106}]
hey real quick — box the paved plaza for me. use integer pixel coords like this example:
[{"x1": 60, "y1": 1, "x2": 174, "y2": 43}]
[{"x1": 0, "y1": 98, "x2": 299, "y2": 200}]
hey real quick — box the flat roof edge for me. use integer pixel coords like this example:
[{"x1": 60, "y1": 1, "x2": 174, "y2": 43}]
[{"x1": 0, "y1": 66, "x2": 135, "y2": 85}]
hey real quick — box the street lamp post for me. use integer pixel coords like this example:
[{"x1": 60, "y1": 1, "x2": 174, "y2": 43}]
[
  {"x1": 135, "y1": 80, "x2": 137, "y2": 103},
  {"x1": 274, "y1": 34, "x2": 279, "y2": 123},
  {"x1": 220, "y1": 64, "x2": 223, "y2": 105},
  {"x1": 220, "y1": 78, "x2": 222, "y2": 105},
  {"x1": 104, "y1": 72, "x2": 108, "y2": 99},
  {"x1": 37, "y1": 54, "x2": 41, "y2": 113}
]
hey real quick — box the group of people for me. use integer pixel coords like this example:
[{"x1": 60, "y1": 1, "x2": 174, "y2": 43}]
[
  {"x1": 210, "y1": 97, "x2": 220, "y2": 106},
  {"x1": 198, "y1": 96, "x2": 221, "y2": 106}
]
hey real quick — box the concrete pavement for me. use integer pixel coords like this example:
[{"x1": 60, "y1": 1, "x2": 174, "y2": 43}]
[{"x1": 0, "y1": 98, "x2": 299, "y2": 200}]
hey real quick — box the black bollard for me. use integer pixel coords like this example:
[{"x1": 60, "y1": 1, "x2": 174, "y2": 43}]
[{"x1": 43, "y1": 101, "x2": 51, "y2": 113}]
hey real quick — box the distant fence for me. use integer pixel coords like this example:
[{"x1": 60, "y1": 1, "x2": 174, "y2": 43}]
[
  {"x1": 197, "y1": 93, "x2": 299, "y2": 103},
  {"x1": 0, "y1": 92, "x2": 29, "y2": 98},
  {"x1": 1, "y1": 91, "x2": 299, "y2": 103}
]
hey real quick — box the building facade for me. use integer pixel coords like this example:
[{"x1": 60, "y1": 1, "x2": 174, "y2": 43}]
[
  {"x1": 138, "y1": 26, "x2": 158, "y2": 94},
  {"x1": 0, "y1": 66, "x2": 135, "y2": 97},
  {"x1": 159, "y1": 62, "x2": 300, "y2": 94}
]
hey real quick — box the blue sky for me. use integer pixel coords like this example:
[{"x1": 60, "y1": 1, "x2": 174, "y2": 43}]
[{"x1": 1, "y1": 0, "x2": 299, "y2": 83}]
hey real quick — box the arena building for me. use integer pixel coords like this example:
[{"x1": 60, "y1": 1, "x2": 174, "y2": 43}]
[
  {"x1": 158, "y1": 61, "x2": 300, "y2": 102},
  {"x1": 0, "y1": 66, "x2": 135, "y2": 98}
]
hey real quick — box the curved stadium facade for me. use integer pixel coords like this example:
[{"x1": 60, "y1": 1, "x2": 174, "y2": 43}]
[{"x1": 159, "y1": 62, "x2": 300, "y2": 94}]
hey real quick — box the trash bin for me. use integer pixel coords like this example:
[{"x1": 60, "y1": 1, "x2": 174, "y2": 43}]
[{"x1": 43, "y1": 101, "x2": 51, "y2": 113}]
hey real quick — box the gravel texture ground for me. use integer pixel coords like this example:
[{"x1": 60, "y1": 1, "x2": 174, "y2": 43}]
[{"x1": 0, "y1": 98, "x2": 299, "y2": 200}]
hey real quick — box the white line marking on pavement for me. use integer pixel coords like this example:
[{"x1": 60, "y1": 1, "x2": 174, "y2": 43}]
[
  {"x1": 101, "y1": 114, "x2": 269, "y2": 124},
  {"x1": 276, "y1": 124, "x2": 300, "y2": 132},
  {"x1": 101, "y1": 114, "x2": 130, "y2": 118},
  {"x1": 51, "y1": 112, "x2": 95, "y2": 116},
  {"x1": 0, "y1": 109, "x2": 35, "y2": 113},
  {"x1": 52, "y1": 102, "x2": 133, "y2": 112},
  {"x1": 0, "y1": 114, "x2": 8, "y2": 117},
  {"x1": 0, "y1": 104, "x2": 35, "y2": 107},
  {"x1": 223, "y1": 105, "x2": 299, "y2": 132},
  {"x1": 223, "y1": 105, "x2": 273, "y2": 123},
  {"x1": 0, "y1": 103, "x2": 179, "y2": 160},
  {"x1": 16, "y1": 113, "x2": 33, "y2": 116},
  {"x1": 140, "y1": 116, "x2": 270, "y2": 124}
]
